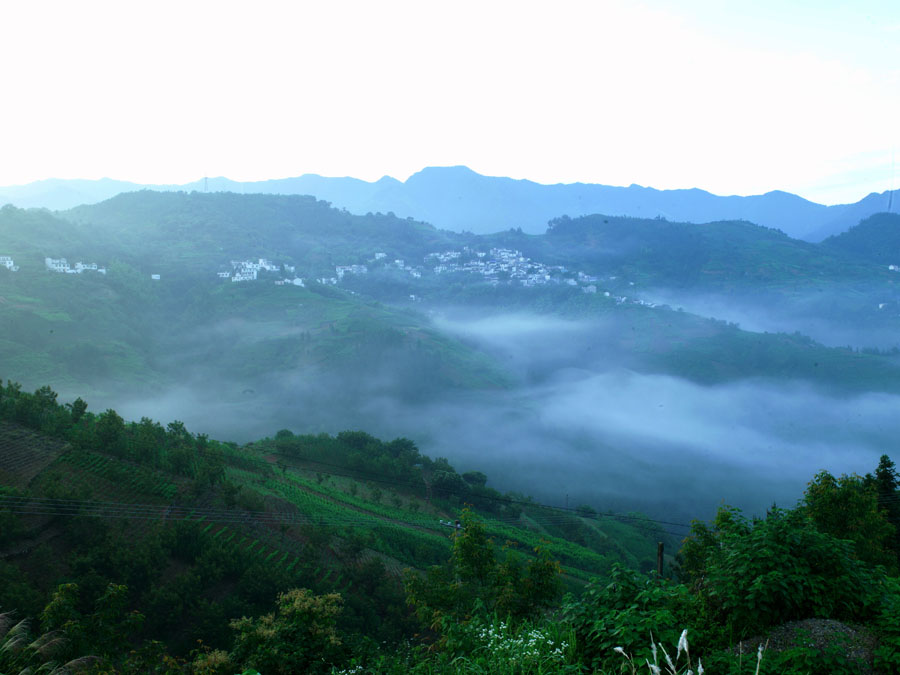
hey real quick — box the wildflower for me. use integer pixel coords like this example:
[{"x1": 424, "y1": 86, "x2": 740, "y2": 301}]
[
  {"x1": 614, "y1": 646, "x2": 626, "y2": 655},
  {"x1": 661, "y1": 644, "x2": 676, "y2": 673},
  {"x1": 677, "y1": 629, "x2": 688, "y2": 659}
]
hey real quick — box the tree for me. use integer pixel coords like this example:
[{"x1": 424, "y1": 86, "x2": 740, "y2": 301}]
[
  {"x1": 874, "y1": 454, "x2": 900, "y2": 557},
  {"x1": 68, "y1": 397, "x2": 88, "y2": 424},
  {"x1": 803, "y1": 470, "x2": 897, "y2": 570},
  {"x1": 404, "y1": 507, "x2": 561, "y2": 634},
  {"x1": 95, "y1": 409, "x2": 126, "y2": 457},
  {"x1": 130, "y1": 417, "x2": 166, "y2": 464},
  {"x1": 228, "y1": 588, "x2": 343, "y2": 675},
  {"x1": 678, "y1": 506, "x2": 883, "y2": 637},
  {"x1": 39, "y1": 582, "x2": 142, "y2": 665},
  {"x1": 462, "y1": 471, "x2": 488, "y2": 488},
  {"x1": 875, "y1": 455, "x2": 899, "y2": 498}
]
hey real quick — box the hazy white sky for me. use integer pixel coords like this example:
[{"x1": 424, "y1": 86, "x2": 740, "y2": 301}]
[{"x1": 1, "y1": 0, "x2": 898, "y2": 204}]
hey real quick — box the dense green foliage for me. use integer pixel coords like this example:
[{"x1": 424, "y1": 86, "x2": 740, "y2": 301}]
[
  {"x1": 3, "y1": 376, "x2": 900, "y2": 673},
  {"x1": 0, "y1": 381, "x2": 671, "y2": 672}
]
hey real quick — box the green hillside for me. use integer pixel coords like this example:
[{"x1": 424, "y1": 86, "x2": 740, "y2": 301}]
[
  {"x1": 0, "y1": 382, "x2": 672, "y2": 666},
  {"x1": 62, "y1": 191, "x2": 464, "y2": 278},
  {"x1": 822, "y1": 212, "x2": 900, "y2": 265},
  {"x1": 0, "y1": 272, "x2": 509, "y2": 406},
  {"x1": 4, "y1": 193, "x2": 900, "y2": 410},
  {"x1": 538, "y1": 213, "x2": 885, "y2": 289},
  {"x1": 3, "y1": 383, "x2": 900, "y2": 673}
]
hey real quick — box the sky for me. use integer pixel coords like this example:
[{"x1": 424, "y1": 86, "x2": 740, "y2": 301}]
[{"x1": 1, "y1": 0, "x2": 898, "y2": 205}]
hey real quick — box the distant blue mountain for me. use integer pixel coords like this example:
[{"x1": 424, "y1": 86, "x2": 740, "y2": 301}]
[{"x1": 0, "y1": 166, "x2": 896, "y2": 241}]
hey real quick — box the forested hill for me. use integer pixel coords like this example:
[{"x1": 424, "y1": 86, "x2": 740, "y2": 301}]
[
  {"x1": 822, "y1": 212, "x2": 900, "y2": 264},
  {"x1": 540, "y1": 213, "x2": 879, "y2": 288},
  {"x1": 62, "y1": 191, "x2": 464, "y2": 278},
  {"x1": 53, "y1": 192, "x2": 900, "y2": 292}
]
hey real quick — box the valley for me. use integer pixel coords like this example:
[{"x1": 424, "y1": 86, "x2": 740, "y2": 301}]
[{"x1": 3, "y1": 195, "x2": 900, "y2": 524}]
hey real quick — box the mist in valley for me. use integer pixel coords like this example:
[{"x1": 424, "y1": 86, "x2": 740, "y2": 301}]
[
  {"x1": 101, "y1": 307, "x2": 899, "y2": 526},
  {"x1": 640, "y1": 286, "x2": 900, "y2": 352}
]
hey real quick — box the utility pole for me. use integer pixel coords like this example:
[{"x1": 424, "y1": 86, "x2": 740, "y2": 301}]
[{"x1": 657, "y1": 542, "x2": 664, "y2": 578}]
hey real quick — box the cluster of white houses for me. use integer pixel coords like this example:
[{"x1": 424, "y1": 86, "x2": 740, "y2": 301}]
[
  {"x1": 425, "y1": 247, "x2": 599, "y2": 289},
  {"x1": 216, "y1": 248, "x2": 611, "y2": 296},
  {"x1": 44, "y1": 257, "x2": 107, "y2": 275},
  {"x1": 0, "y1": 256, "x2": 19, "y2": 272},
  {"x1": 377, "y1": 256, "x2": 422, "y2": 278},
  {"x1": 211, "y1": 248, "x2": 659, "y2": 306},
  {"x1": 218, "y1": 257, "x2": 305, "y2": 285},
  {"x1": 420, "y1": 247, "x2": 663, "y2": 305},
  {"x1": 218, "y1": 258, "x2": 296, "y2": 283},
  {"x1": 335, "y1": 264, "x2": 368, "y2": 279}
]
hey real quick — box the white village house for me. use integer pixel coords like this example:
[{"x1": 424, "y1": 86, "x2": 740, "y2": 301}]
[
  {"x1": 45, "y1": 257, "x2": 70, "y2": 273},
  {"x1": 335, "y1": 264, "x2": 368, "y2": 279},
  {"x1": 0, "y1": 256, "x2": 19, "y2": 272},
  {"x1": 45, "y1": 257, "x2": 106, "y2": 274}
]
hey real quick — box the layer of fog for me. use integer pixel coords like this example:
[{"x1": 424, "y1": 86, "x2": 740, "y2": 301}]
[
  {"x1": 110, "y1": 310, "x2": 898, "y2": 525},
  {"x1": 642, "y1": 287, "x2": 900, "y2": 350}
]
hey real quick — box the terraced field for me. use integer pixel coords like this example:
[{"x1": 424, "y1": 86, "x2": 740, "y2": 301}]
[{"x1": 0, "y1": 421, "x2": 69, "y2": 487}]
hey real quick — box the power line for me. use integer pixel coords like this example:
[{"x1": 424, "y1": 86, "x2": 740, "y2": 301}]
[
  {"x1": 1, "y1": 427, "x2": 696, "y2": 534},
  {"x1": 0, "y1": 493, "x2": 690, "y2": 544},
  {"x1": 3, "y1": 441, "x2": 696, "y2": 539},
  {"x1": 0, "y1": 494, "x2": 438, "y2": 530}
]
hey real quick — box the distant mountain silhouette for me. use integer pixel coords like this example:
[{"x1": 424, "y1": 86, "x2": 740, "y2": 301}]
[{"x1": 1, "y1": 166, "x2": 896, "y2": 241}]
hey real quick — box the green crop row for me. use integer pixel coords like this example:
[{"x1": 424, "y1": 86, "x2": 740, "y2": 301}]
[
  {"x1": 282, "y1": 471, "x2": 440, "y2": 530},
  {"x1": 62, "y1": 449, "x2": 177, "y2": 499}
]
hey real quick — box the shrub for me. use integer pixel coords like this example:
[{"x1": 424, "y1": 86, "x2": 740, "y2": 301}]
[
  {"x1": 563, "y1": 564, "x2": 701, "y2": 673},
  {"x1": 229, "y1": 588, "x2": 343, "y2": 675},
  {"x1": 679, "y1": 506, "x2": 883, "y2": 638}
]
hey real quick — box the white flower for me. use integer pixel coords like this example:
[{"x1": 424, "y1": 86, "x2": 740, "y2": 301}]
[
  {"x1": 661, "y1": 644, "x2": 676, "y2": 672},
  {"x1": 614, "y1": 646, "x2": 626, "y2": 655},
  {"x1": 677, "y1": 629, "x2": 689, "y2": 658}
]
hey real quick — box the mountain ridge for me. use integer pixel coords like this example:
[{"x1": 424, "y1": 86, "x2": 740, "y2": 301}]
[{"x1": 2, "y1": 166, "x2": 896, "y2": 241}]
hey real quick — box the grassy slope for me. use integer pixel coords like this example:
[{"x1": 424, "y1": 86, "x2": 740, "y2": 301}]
[{"x1": 0, "y1": 420, "x2": 667, "y2": 603}]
